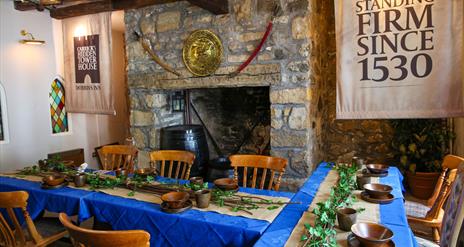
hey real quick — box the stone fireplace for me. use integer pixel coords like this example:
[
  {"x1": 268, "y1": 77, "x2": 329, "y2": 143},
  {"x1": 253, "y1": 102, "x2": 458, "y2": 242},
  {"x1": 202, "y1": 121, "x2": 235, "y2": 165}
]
[
  {"x1": 125, "y1": 0, "x2": 315, "y2": 190},
  {"x1": 189, "y1": 87, "x2": 271, "y2": 158},
  {"x1": 124, "y1": 0, "x2": 398, "y2": 191}
]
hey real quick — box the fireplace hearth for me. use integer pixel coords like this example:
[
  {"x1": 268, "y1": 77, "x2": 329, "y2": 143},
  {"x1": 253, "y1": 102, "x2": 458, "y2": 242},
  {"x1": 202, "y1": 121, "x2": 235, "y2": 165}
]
[{"x1": 189, "y1": 87, "x2": 271, "y2": 158}]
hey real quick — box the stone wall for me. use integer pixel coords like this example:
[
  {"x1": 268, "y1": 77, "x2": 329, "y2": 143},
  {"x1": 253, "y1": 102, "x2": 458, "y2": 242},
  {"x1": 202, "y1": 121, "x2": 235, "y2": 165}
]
[
  {"x1": 309, "y1": 1, "x2": 395, "y2": 166},
  {"x1": 125, "y1": 0, "x2": 314, "y2": 189}
]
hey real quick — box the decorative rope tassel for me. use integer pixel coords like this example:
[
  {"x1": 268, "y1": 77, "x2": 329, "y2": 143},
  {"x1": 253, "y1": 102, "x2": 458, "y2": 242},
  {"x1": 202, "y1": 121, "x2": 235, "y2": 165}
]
[{"x1": 229, "y1": 4, "x2": 282, "y2": 78}]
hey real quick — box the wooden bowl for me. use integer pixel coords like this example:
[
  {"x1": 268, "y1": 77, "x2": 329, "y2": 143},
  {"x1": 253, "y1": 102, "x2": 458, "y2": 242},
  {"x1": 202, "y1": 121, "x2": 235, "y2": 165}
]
[
  {"x1": 366, "y1": 164, "x2": 389, "y2": 174},
  {"x1": 161, "y1": 192, "x2": 190, "y2": 209},
  {"x1": 351, "y1": 222, "x2": 394, "y2": 246},
  {"x1": 42, "y1": 175, "x2": 65, "y2": 186},
  {"x1": 363, "y1": 183, "x2": 393, "y2": 199},
  {"x1": 134, "y1": 168, "x2": 155, "y2": 177},
  {"x1": 214, "y1": 178, "x2": 237, "y2": 190}
]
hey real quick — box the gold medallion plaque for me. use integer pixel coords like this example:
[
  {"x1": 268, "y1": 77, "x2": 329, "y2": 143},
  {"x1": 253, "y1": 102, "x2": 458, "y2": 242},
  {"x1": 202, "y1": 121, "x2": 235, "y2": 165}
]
[{"x1": 183, "y1": 29, "x2": 223, "y2": 76}]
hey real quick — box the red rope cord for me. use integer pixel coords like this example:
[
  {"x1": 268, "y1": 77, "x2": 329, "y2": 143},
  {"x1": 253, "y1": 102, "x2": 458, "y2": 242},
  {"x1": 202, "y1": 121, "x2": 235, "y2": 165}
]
[{"x1": 230, "y1": 21, "x2": 273, "y2": 77}]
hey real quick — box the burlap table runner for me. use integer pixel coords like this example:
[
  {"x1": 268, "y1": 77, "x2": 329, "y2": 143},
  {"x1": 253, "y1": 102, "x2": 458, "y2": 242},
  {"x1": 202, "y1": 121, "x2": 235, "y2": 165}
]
[
  {"x1": 285, "y1": 170, "x2": 381, "y2": 246},
  {"x1": 1, "y1": 174, "x2": 289, "y2": 222}
]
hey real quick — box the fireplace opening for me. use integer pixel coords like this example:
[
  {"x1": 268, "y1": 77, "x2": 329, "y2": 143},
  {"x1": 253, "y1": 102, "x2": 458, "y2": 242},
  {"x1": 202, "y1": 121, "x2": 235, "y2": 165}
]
[{"x1": 189, "y1": 87, "x2": 271, "y2": 159}]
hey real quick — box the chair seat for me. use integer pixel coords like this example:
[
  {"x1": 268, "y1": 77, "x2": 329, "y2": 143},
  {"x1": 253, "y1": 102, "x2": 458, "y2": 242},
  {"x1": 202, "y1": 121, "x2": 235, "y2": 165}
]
[
  {"x1": 33, "y1": 217, "x2": 67, "y2": 238},
  {"x1": 21, "y1": 216, "x2": 68, "y2": 246},
  {"x1": 405, "y1": 200, "x2": 431, "y2": 218}
]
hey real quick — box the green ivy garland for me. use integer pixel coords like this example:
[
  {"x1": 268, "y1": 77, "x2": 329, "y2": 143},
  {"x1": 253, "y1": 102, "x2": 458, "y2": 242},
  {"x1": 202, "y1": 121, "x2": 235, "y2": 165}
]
[{"x1": 300, "y1": 163, "x2": 359, "y2": 247}]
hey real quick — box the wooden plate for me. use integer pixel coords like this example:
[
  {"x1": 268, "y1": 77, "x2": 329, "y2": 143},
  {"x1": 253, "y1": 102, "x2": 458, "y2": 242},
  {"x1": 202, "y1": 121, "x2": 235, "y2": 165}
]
[
  {"x1": 347, "y1": 233, "x2": 395, "y2": 247},
  {"x1": 161, "y1": 200, "x2": 193, "y2": 214},
  {"x1": 214, "y1": 185, "x2": 239, "y2": 192},
  {"x1": 41, "y1": 181, "x2": 68, "y2": 190},
  {"x1": 361, "y1": 191, "x2": 394, "y2": 204},
  {"x1": 366, "y1": 164, "x2": 389, "y2": 174},
  {"x1": 362, "y1": 169, "x2": 388, "y2": 177}
]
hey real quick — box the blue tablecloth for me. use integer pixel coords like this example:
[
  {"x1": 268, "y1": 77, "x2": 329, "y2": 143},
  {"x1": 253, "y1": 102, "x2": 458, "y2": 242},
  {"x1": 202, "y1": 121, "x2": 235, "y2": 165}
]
[
  {"x1": 0, "y1": 175, "x2": 293, "y2": 247},
  {"x1": 254, "y1": 163, "x2": 333, "y2": 246},
  {"x1": 254, "y1": 165, "x2": 418, "y2": 247},
  {"x1": 379, "y1": 168, "x2": 417, "y2": 247},
  {"x1": 79, "y1": 187, "x2": 293, "y2": 247},
  {"x1": 0, "y1": 177, "x2": 93, "y2": 220}
]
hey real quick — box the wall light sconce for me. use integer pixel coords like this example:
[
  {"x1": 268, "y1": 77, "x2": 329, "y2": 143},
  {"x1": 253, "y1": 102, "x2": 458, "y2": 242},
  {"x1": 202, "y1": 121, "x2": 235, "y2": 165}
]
[
  {"x1": 39, "y1": 0, "x2": 63, "y2": 6},
  {"x1": 19, "y1": 29, "x2": 45, "y2": 45}
]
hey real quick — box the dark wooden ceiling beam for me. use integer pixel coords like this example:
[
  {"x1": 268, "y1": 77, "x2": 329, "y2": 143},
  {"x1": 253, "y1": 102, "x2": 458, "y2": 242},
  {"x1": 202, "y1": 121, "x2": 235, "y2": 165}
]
[
  {"x1": 14, "y1": 0, "x2": 90, "y2": 12},
  {"x1": 47, "y1": 0, "x2": 228, "y2": 19},
  {"x1": 111, "y1": 0, "x2": 178, "y2": 10},
  {"x1": 50, "y1": 0, "x2": 112, "y2": 19},
  {"x1": 49, "y1": 0, "x2": 178, "y2": 19},
  {"x1": 14, "y1": 1, "x2": 38, "y2": 11},
  {"x1": 187, "y1": 0, "x2": 228, "y2": 15}
]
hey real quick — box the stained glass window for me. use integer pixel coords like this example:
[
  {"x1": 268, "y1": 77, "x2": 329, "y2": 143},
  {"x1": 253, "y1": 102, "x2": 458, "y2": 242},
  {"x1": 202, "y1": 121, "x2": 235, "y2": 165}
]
[{"x1": 50, "y1": 79, "x2": 69, "y2": 134}]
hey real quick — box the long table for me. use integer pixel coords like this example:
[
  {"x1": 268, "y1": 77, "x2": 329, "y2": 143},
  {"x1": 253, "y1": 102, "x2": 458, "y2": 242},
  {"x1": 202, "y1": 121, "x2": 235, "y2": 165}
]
[
  {"x1": 0, "y1": 163, "x2": 417, "y2": 246},
  {"x1": 254, "y1": 164, "x2": 418, "y2": 247},
  {"x1": 0, "y1": 175, "x2": 294, "y2": 247}
]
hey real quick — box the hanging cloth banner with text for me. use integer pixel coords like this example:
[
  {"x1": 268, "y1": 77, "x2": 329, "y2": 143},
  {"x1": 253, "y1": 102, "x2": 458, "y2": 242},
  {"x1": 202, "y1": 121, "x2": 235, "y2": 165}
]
[
  {"x1": 62, "y1": 12, "x2": 114, "y2": 114},
  {"x1": 335, "y1": 0, "x2": 463, "y2": 119}
]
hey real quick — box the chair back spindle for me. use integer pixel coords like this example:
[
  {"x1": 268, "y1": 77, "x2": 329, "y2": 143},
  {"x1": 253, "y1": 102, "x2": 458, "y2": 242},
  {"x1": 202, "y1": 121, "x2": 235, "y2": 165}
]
[
  {"x1": 0, "y1": 213, "x2": 16, "y2": 247},
  {"x1": 150, "y1": 150, "x2": 195, "y2": 179},
  {"x1": 426, "y1": 155, "x2": 464, "y2": 207},
  {"x1": 229, "y1": 155, "x2": 287, "y2": 191},
  {"x1": 100, "y1": 145, "x2": 138, "y2": 173},
  {"x1": 425, "y1": 168, "x2": 457, "y2": 220}
]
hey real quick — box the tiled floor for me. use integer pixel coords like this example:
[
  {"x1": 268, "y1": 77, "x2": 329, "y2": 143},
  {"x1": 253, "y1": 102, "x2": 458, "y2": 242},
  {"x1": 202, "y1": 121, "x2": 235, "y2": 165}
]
[
  {"x1": 35, "y1": 213, "x2": 95, "y2": 247},
  {"x1": 49, "y1": 239, "x2": 73, "y2": 247},
  {"x1": 415, "y1": 237, "x2": 438, "y2": 247}
]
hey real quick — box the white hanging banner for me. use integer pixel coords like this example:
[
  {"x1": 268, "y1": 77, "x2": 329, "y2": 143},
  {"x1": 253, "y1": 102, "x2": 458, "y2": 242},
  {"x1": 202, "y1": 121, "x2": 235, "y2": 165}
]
[
  {"x1": 335, "y1": 0, "x2": 463, "y2": 119},
  {"x1": 62, "y1": 12, "x2": 114, "y2": 114}
]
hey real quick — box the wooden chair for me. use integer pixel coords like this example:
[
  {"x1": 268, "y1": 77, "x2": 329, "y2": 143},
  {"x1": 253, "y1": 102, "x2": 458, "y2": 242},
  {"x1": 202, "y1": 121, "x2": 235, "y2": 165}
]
[
  {"x1": 95, "y1": 142, "x2": 119, "y2": 168},
  {"x1": 100, "y1": 145, "x2": 138, "y2": 173},
  {"x1": 440, "y1": 162, "x2": 464, "y2": 246},
  {"x1": 229, "y1": 154, "x2": 287, "y2": 191},
  {"x1": 406, "y1": 154, "x2": 464, "y2": 243},
  {"x1": 59, "y1": 213, "x2": 150, "y2": 247},
  {"x1": 0, "y1": 191, "x2": 67, "y2": 247},
  {"x1": 149, "y1": 150, "x2": 195, "y2": 179},
  {"x1": 414, "y1": 162, "x2": 464, "y2": 247}
]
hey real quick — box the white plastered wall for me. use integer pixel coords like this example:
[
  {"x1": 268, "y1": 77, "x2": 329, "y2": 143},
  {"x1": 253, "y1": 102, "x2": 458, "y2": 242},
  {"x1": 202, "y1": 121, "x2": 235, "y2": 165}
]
[{"x1": 0, "y1": 2, "x2": 128, "y2": 171}]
